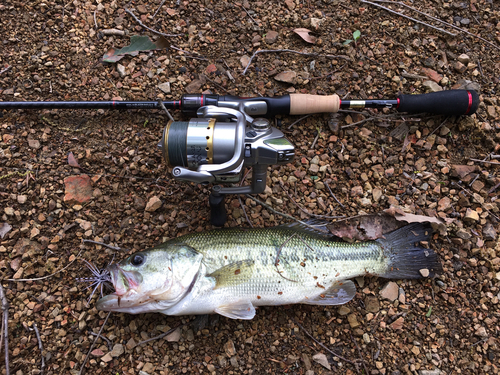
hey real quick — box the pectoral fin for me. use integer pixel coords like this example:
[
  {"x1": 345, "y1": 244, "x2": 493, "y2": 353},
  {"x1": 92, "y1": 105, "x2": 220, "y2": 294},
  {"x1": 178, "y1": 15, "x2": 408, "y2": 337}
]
[
  {"x1": 208, "y1": 260, "x2": 255, "y2": 289},
  {"x1": 303, "y1": 280, "x2": 356, "y2": 306},
  {"x1": 215, "y1": 300, "x2": 256, "y2": 320}
]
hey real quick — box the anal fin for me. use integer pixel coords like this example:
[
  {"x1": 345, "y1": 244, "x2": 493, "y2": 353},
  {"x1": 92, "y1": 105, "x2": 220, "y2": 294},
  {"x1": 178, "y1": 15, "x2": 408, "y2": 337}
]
[
  {"x1": 215, "y1": 300, "x2": 256, "y2": 320},
  {"x1": 303, "y1": 280, "x2": 356, "y2": 306}
]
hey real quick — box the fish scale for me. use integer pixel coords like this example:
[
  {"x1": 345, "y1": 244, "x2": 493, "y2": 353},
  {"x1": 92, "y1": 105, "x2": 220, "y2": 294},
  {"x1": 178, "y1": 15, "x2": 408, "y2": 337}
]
[{"x1": 96, "y1": 223, "x2": 441, "y2": 320}]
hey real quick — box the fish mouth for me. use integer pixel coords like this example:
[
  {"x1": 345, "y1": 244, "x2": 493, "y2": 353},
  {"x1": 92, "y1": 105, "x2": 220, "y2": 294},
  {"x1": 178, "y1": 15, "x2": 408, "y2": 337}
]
[{"x1": 96, "y1": 264, "x2": 145, "y2": 312}]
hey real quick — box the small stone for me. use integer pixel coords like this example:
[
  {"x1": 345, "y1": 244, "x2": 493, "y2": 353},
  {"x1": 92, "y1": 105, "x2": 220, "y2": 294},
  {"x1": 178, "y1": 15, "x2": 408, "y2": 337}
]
[
  {"x1": 365, "y1": 296, "x2": 380, "y2": 313},
  {"x1": 471, "y1": 180, "x2": 484, "y2": 193},
  {"x1": 224, "y1": 339, "x2": 236, "y2": 357},
  {"x1": 457, "y1": 54, "x2": 470, "y2": 65},
  {"x1": 158, "y1": 82, "x2": 171, "y2": 94},
  {"x1": 310, "y1": 17, "x2": 324, "y2": 29},
  {"x1": 274, "y1": 70, "x2": 297, "y2": 84},
  {"x1": 265, "y1": 30, "x2": 279, "y2": 44},
  {"x1": 372, "y1": 188, "x2": 382, "y2": 202},
  {"x1": 308, "y1": 164, "x2": 319, "y2": 174},
  {"x1": 110, "y1": 343, "x2": 124, "y2": 357},
  {"x1": 380, "y1": 281, "x2": 399, "y2": 302},
  {"x1": 17, "y1": 195, "x2": 27, "y2": 204},
  {"x1": 482, "y1": 222, "x2": 497, "y2": 241},
  {"x1": 347, "y1": 313, "x2": 360, "y2": 328},
  {"x1": 486, "y1": 105, "x2": 497, "y2": 119},
  {"x1": 205, "y1": 63, "x2": 217, "y2": 74},
  {"x1": 421, "y1": 68, "x2": 443, "y2": 83},
  {"x1": 423, "y1": 80, "x2": 442, "y2": 92},
  {"x1": 136, "y1": 4, "x2": 148, "y2": 14},
  {"x1": 101, "y1": 353, "x2": 113, "y2": 363},
  {"x1": 453, "y1": 61, "x2": 466, "y2": 73},
  {"x1": 363, "y1": 333, "x2": 371, "y2": 344},
  {"x1": 452, "y1": 164, "x2": 477, "y2": 178},
  {"x1": 312, "y1": 353, "x2": 331, "y2": 370},
  {"x1": 285, "y1": 0, "x2": 295, "y2": 10},
  {"x1": 185, "y1": 79, "x2": 205, "y2": 94},
  {"x1": 240, "y1": 55, "x2": 251, "y2": 68},
  {"x1": 475, "y1": 326, "x2": 487, "y2": 337},
  {"x1": 117, "y1": 64, "x2": 126, "y2": 77},
  {"x1": 338, "y1": 305, "x2": 350, "y2": 316},
  {"x1": 455, "y1": 228, "x2": 471, "y2": 240},
  {"x1": 145, "y1": 196, "x2": 162, "y2": 212},
  {"x1": 464, "y1": 208, "x2": 479, "y2": 222},
  {"x1": 64, "y1": 175, "x2": 93, "y2": 205},
  {"x1": 351, "y1": 186, "x2": 363, "y2": 197},
  {"x1": 419, "y1": 268, "x2": 430, "y2": 277},
  {"x1": 437, "y1": 197, "x2": 451, "y2": 211},
  {"x1": 420, "y1": 370, "x2": 441, "y2": 375},
  {"x1": 28, "y1": 139, "x2": 41, "y2": 149},
  {"x1": 390, "y1": 316, "x2": 404, "y2": 330},
  {"x1": 411, "y1": 346, "x2": 420, "y2": 355},
  {"x1": 166, "y1": 327, "x2": 181, "y2": 342}
]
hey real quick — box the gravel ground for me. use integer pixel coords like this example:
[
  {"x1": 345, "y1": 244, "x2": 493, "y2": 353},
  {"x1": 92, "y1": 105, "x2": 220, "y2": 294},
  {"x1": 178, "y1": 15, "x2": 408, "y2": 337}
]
[{"x1": 1, "y1": 0, "x2": 500, "y2": 374}]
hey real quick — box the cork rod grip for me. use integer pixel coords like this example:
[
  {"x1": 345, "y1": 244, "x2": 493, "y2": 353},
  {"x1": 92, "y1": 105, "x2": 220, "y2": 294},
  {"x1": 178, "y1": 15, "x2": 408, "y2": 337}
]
[{"x1": 289, "y1": 94, "x2": 340, "y2": 115}]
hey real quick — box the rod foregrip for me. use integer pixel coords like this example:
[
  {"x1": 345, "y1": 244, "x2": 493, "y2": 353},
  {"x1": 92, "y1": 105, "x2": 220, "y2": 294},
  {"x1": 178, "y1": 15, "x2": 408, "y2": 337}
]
[
  {"x1": 289, "y1": 94, "x2": 340, "y2": 115},
  {"x1": 397, "y1": 90, "x2": 479, "y2": 116}
]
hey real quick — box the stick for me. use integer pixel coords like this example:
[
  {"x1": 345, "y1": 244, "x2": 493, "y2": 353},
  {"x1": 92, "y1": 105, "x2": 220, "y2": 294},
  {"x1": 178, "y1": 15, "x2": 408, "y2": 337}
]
[
  {"x1": 325, "y1": 181, "x2": 346, "y2": 209},
  {"x1": 244, "y1": 194, "x2": 329, "y2": 233},
  {"x1": 0, "y1": 284, "x2": 9, "y2": 375},
  {"x1": 291, "y1": 317, "x2": 355, "y2": 365},
  {"x1": 242, "y1": 49, "x2": 351, "y2": 75},
  {"x1": 5, "y1": 249, "x2": 82, "y2": 282},
  {"x1": 367, "y1": 0, "x2": 500, "y2": 51},
  {"x1": 125, "y1": 8, "x2": 182, "y2": 37},
  {"x1": 287, "y1": 114, "x2": 312, "y2": 130},
  {"x1": 360, "y1": 0, "x2": 456, "y2": 36},
  {"x1": 157, "y1": 99, "x2": 175, "y2": 122},
  {"x1": 351, "y1": 333, "x2": 369, "y2": 375},
  {"x1": 79, "y1": 311, "x2": 111, "y2": 375},
  {"x1": 152, "y1": 0, "x2": 167, "y2": 18},
  {"x1": 33, "y1": 323, "x2": 45, "y2": 375},
  {"x1": 469, "y1": 158, "x2": 500, "y2": 165},
  {"x1": 0, "y1": 66, "x2": 12, "y2": 75},
  {"x1": 137, "y1": 321, "x2": 189, "y2": 346}
]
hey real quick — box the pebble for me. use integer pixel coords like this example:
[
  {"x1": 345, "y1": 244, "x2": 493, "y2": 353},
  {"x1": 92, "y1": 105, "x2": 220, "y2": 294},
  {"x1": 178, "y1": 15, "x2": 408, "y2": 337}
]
[
  {"x1": 423, "y1": 80, "x2": 442, "y2": 92},
  {"x1": 117, "y1": 64, "x2": 126, "y2": 77},
  {"x1": 274, "y1": 70, "x2": 297, "y2": 84},
  {"x1": 453, "y1": 61, "x2": 466, "y2": 73},
  {"x1": 380, "y1": 281, "x2": 399, "y2": 301},
  {"x1": 158, "y1": 82, "x2": 171, "y2": 93},
  {"x1": 110, "y1": 343, "x2": 124, "y2": 357},
  {"x1": 482, "y1": 222, "x2": 497, "y2": 241},
  {"x1": 224, "y1": 339, "x2": 236, "y2": 357},
  {"x1": 145, "y1": 196, "x2": 162, "y2": 212},
  {"x1": 265, "y1": 30, "x2": 279, "y2": 44},
  {"x1": 338, "y1": 306, "x2": 350, "y2": 315},
  {"x1": 420, "y1": 370, "x2": 441, "y2": 375},
  {"x1": 437, "y1": 197, "x2": 451, "y2": 211},
  {"x1": 28, "y1": 139, "x2": 41, "y2": 149},
  {"x1": 463, "y1": 208, "x2": 479, "y2": 222},
  {"x1": 64, "y1": 175, "x2": 93, "y2": 205},
  {"x1": 372, "y1": 188, "x2": 382, "y2": 202},
  {"x1": 390, "y1": 316, "x2": 404, "y2": 330},
  {"x1": 312, "y1": 353, "x2": 331, "y2": 370},
  {"x1": 363, "y1": 333, "x2": 370, "y2": 344},
  {"x1": 348, "y1": 313, "x2": 360, "y2": 328},
  {"x1": 419, "y1": 268, "x2": 430, "y2": 277},
  {"x1": 457, "y1": 54, "x2": 470, "y2": 65},
  {"x1": 365, "y1": 296, "x2": 380, "y2": 313},
  {"x1": 240, "y1": 55, "x2": 251, "y2": 68}
]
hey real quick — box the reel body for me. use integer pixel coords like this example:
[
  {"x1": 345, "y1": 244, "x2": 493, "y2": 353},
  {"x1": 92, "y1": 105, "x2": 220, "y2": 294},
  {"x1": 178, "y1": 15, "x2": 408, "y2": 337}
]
[{"x1": 158, "y1": 106, "x2": 295, "y2": 195}]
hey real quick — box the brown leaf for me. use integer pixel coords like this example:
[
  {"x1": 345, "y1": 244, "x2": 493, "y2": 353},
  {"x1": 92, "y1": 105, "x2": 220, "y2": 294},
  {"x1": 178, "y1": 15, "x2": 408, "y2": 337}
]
[
  {"x1": 67, "y1": 152, "x2": 81, "y2": 168},
  {"x1": 327, "y1": 213, "x2": 404, "y2": 241},
  {"x1": 293, "y1": 28, "x2": 317, "y2": 44},
  {"x1": 384, "y1": 209, "x2": 444, "y2": 224}
]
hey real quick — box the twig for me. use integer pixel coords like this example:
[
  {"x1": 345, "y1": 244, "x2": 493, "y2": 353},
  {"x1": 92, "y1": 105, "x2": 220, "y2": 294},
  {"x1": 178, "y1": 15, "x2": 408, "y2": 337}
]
[
  {"x1": 279, "y1": 182, "x2": 345, "y2": 219},
  {"x1": 360, "y1": 0, "x2": 456, "y2": 36},
  {"x1": 5, "y1": 249, "x2": 82, "y2": 281},
  {"x1": 89, "y1": 332, "x2": 112, "y2": 351},
  {"x1": 488, "y1": 180, "x2": 500, "y2": 194},
  {"x1": 137, "y1": 321, "x2": 189, "y2": 345},
  {"x1": 452, "y1": 182, "x2": 500, "y2": 221},
  {"x1": 291, "y1": 317, "x2": 355, "y2": 365},
  {"x1": 288, "y1": 114, "x2": 312, "y2": 130},
  {"x1": 33, "y1": 323, "x2": 45, "y2": 375},
  {"x1": 169, "y1": 45, "x2": 208, "y2": 59},
  {"x1": 310, "y1": 130, "x2": 320, "y2": 149},
  {"x1": 82, "y1": 239, "x2": 122, "y2": 251},
  {"x1": 101, "y1": 29, "x2": 125, "y2": 36},
  {"x1": 469, "y1": 158, "x2": 500, "y2": 165},
  {"x1": 0, "y1": 284, "x2": 9, "y2": 375},
  {"x1": 427, "y1": 117, "x2": 449, "y2": 138},
  {"x1": 0, "y1": 65, "x2": 12, "y2": 75},
  {"x1": 241, "y1": 6, "x2": 259, "y2": 26},
  {"x1": 351, "y1": 333, "x2": 369, "y2": 375},
  {"x1": 238, "y1": 196, "x2": 253, "y2": 228},
  {"x1": 125, "y1": 8, "x2": 182, "y2": 37},
  {"x1": 242, "y1": 49, "x2": 351, "y2": 75},
  {"x1": 325, "y1": 180, "x2": 345, "y2": 208},
  {"x1": 366, "y1": 0, "x2": 500, "y2": 51},
  {"x1": 244, "y1": 194, "x2": 329, "y2": 233},
  {"x1": 79, "y1": 311, "x2": 111, "y2": 375},
  {"x1": 93, "y1": 9, "x2": 97, "y2": 30},
  {"x1": 157, "y1": 99, "x2": 175, "y2": 122},
  {"x1": 153, "y1": 0, "x2": 167, "y2": 18}
]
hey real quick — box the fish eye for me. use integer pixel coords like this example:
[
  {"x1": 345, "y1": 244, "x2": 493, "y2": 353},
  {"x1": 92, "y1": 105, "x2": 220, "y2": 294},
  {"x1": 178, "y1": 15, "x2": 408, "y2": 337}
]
[{"x1": 130, "y1": 254, "x2": 145, "y2": 267}]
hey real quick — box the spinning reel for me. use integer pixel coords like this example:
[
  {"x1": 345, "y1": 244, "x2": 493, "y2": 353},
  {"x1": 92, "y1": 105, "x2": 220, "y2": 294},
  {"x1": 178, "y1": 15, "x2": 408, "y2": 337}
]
[{"x1": 157, "y1": 106, "x2": 295, "y2": 225}]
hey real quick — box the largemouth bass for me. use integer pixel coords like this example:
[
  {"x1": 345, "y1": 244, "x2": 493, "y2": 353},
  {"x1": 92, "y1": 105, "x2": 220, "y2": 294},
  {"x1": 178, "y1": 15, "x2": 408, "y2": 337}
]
[{"x1": 96, "y1": 223, "x2": 440, "y2": 320}]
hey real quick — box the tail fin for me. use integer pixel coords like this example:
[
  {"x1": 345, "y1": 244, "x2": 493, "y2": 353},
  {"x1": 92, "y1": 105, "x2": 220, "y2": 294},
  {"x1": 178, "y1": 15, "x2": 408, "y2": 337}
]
[{"x1": 377, "y1": 223, "x2": 442, "y2": 279}]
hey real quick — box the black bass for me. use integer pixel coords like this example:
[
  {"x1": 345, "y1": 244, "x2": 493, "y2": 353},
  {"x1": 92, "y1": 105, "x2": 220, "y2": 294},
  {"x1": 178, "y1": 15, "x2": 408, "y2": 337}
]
[{"x1": 96, "y1": 223, "x2": 440, "y2": 320}]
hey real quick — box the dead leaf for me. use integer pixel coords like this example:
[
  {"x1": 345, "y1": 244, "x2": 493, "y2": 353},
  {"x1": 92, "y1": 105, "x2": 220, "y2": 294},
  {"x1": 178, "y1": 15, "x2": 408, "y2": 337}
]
[
  {"x1": 0, "y1": 223, "x2": 12, "y2": 239},
  {"x1": 384, "y1": 208, "x2": 444, "y2": 225},
  {"x1": 293, "y1": 28, "x2": 317, "y2": 44},
  {"x1": 103, "y1": 35, "x2": 169, "y2": 63},
  {"x1": 327, "y1": 213, "x2": 404, "y2": 241},
  {"x1": 68, "y1": 152, "x2": 81, "y2": 168}
]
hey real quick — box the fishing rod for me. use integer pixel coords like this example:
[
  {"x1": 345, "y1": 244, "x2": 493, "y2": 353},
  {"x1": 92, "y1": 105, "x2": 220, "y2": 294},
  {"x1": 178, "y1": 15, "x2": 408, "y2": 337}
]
[
  {"x1": 0, "y1": 89, "x2": 479, "y2": 116},
  {"x1": 0, "y1": 89, "x2": 480, "y2": 226}
]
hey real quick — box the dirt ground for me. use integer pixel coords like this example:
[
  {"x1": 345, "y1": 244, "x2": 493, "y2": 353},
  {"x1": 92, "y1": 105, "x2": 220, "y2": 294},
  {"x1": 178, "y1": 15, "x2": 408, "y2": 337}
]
[{"x1": 1, "y1": 0, "x2": 500, "y2": 374}]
